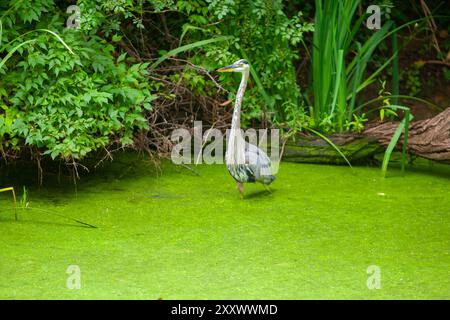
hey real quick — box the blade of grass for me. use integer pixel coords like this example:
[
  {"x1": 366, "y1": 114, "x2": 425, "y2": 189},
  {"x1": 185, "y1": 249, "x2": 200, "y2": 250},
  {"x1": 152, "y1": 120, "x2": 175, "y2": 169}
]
[
  {"x1": 239, "y1": 48, "x2": 272, "y2": 112},
  {"x1": 392, "y1": 24, "x2": 399, "y2": 105},
  {"x1": 346, "y1": 21, "x2": 393, "y2": 74},
  {"x1": 1, "y1": 187, "x2": 96, "y2": 228},
  {"x1": 0, "y1": 39, "x2": 35, "y2": 70},
  {"x1": 353, "y1": 17, "x2": 437, "y2": 98},
  {"x1": 35, "y1": 29, "x2": 74, "y2": 54},
  {"x1": 330, "y1": 49, "x2": 344, "y2": 116},
  {"x1": 381, "y1": 119, "x2": 405, "y2": 177},
  {"x1": 0, "y1": 28, "x2": 74, "y2": 54},
  {"x1": 150, "y1": 36, "x2": 233, "y2": 70},
  {"x1": 348, "y1": 42, "x2": 362, "y2": 120},
  {"x1": 305, "y1": 127, "x2": 353, "y2": 169},
  {"x1": 401, "y1": 109, "x2": 411, "y2": 172},
  {"x1": 0, "y1": 27, "x2": 74, "y2": 71},
  {"x1": 355, "y1": 95, "x2": 440, "y2": 113},
  {"x1": 381, "y1": 105, "x2": 413, "y2": 177},
  {"x1": 179, "y1": 24, "x2": 207, "y2": 46},
  {"x1": 2, "y1": 207, "x2": 97, "y2": 228}
]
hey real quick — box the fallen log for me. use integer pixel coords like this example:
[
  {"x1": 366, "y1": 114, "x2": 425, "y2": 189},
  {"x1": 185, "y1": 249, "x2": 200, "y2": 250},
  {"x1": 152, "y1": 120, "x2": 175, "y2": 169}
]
[
  {"x1": 282, "y1": 133, "x2": 383, "y2": 164},
  {"x1": 283, "y1": 108, "x2": 450, "y2": 164},
  {"x1": 364, "y1": 107, "x2": 450, "y2": 163}
]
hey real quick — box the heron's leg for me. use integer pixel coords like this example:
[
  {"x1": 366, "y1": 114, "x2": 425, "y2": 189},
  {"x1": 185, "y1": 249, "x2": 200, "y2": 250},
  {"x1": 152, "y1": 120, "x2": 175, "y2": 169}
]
[
  {"x1": 237, "y1": 182, "x2": 244, "y2": 199},
  {"x1": 263, "y1": 184, "x2": 272, "y2": 193}
]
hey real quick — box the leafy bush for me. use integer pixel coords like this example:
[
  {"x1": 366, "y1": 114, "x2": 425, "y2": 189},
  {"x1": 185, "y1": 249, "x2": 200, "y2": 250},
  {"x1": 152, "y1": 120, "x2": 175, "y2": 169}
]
[
  {"x1": 0, "y1": 1, "x2": 153, "y2": 162},
  {"x1": 179, "y1": 0, "x2": 313, "y2": 125},
  {"x1": 80, "y1": 0, "x2": 313, "y2": 126}
]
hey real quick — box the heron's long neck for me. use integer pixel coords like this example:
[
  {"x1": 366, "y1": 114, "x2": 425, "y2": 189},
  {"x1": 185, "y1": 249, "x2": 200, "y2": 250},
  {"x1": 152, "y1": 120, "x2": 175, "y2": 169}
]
[
  {"x1": 227, "y1": 70, "x2": 248, "y2": 165},
  {"x1": 231, "y1": 70, "x2": 249, "y2": 130}
]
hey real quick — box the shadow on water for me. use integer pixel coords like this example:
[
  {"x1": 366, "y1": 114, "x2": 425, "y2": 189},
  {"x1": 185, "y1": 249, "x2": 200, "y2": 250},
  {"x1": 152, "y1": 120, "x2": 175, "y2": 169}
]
[
  {"x1": 0, "y1": 152, "x2": 174, "y2": 194},
  {"x1": 0, "y1": 216, "x2": 96, "y2": 229},
  {"x1": 0, "y1": 207, "x2": 98, "y2": 229},
  {"x1": 0, "y1": 152, "x2": 211, "y2": 228},
  {"x1": 244, "y1": 189, "x2": 275, "y2": 200},
  {"x1": 147, "y1": 192, "x2": 183, "y2": 199},
  {"x1": 2, "y1": 151, "x2": 449, "y2": 203},
  {"x1": 384, "y1": 157, "x2": 450, "y2": 181},
  {"x1": 407, "y1": 163, "x2": 450, "y2": 181}
]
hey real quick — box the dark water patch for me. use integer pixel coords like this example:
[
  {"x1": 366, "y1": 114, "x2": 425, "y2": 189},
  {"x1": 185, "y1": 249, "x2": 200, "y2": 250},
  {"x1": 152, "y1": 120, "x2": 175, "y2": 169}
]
[
  {"x1": 0, "y1": 152, "x2": 160, "y2": 189},
  {"x1": 36, "y1": 195, "x2": 70, "y2": 207}
]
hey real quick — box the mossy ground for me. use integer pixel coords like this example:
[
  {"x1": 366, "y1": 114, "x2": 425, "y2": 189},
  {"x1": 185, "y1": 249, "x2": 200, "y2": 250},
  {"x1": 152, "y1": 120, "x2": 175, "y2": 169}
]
[{"x1": 0, "y1": 154, "x2": 449, "y2": 299}]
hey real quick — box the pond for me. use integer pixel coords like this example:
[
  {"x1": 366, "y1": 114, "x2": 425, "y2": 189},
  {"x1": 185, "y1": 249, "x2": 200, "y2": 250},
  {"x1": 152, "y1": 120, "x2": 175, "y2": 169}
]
[{"x1": 0, "y1": 154, "x2": 449, "y2": 299}]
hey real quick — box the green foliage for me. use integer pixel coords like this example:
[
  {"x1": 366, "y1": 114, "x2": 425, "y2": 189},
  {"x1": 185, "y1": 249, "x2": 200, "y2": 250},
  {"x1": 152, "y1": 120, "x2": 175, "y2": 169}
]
[
  {"x1": 51, "y1": 0, "x2": 313, "y2": 127},
  {"x1": 1, "y1": 0, "x2": 442, "y2": 178},
  {"x1": 312, "y1": 0, "x2": 393, "y2": 133},
  {"x1": 402, "y1": 65, "x2": 422, "y2": 96},
  {"x1": 377, "y1": 79, "x2": 397, "y2": 121},
  {"x1": 200, "y1": 0, "x2": 313, "y2": 124},
  {"x1": 148, "y1": 0, "x2": 313, "y2": 125},
  {"x1": 443, "y1": 67, "x2": 450, "y2": 82},
  {"x1": 0, "y1": 1, "x2": 153, "y2": 162},
  {"x1": 345, "y1": 113, "x2": 368, "y2": 133}
]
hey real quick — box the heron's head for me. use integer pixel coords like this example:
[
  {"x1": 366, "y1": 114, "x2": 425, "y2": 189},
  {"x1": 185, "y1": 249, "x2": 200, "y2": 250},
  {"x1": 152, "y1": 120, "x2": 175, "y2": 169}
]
[{"x1": 217, "y1": 59, "x2": 249, "y2": 73}]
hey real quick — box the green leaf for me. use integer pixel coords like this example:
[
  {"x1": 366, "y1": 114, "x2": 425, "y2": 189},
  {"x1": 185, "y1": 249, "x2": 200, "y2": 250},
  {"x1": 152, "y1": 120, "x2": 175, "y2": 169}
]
[
  {"x1": 112, "y1": 34, "x2": 123, "y2": 42},
  {"x1": 117, "y1": 52, "x2": 127, "y2": 63}
]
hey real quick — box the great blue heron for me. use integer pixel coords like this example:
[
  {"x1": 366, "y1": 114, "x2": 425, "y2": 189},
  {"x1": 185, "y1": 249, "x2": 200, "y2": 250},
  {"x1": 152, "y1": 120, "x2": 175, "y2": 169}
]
[{"x1": 217, "y1": 59, "x2": 276, "y2": 198}]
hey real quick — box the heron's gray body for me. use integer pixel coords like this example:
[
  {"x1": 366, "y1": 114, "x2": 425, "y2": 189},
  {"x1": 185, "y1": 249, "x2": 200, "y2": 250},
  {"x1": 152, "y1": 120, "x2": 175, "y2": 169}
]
[
  {"x1": 221, "y1": 59, "x2": 276, "y2": 188},
  {"x1": 226, "y1": 143, "x2": 276, "y2": 185}
]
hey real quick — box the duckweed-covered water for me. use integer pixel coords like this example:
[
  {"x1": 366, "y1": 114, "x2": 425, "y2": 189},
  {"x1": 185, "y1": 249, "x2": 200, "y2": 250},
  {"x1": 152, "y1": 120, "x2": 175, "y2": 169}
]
[{"x1": 0, "y1": 153, "x2": 449, "y2": 299}]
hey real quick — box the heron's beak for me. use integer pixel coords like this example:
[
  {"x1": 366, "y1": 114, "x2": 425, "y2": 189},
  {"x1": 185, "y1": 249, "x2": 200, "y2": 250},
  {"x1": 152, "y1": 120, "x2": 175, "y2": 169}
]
[{"x1": 217, "y1": 64, "x2": 237, "y2": 73}]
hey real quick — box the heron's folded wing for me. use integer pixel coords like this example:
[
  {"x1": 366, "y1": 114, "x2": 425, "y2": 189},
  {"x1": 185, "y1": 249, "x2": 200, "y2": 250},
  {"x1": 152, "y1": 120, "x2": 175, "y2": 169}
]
[{"x1": 245, "y1": 143, "x2": 273, "y2": 179}]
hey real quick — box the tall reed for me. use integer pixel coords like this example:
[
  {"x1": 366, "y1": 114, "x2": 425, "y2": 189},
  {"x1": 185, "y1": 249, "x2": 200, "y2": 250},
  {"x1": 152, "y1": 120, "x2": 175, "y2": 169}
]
[{"x1": 312, "y1": 0, "x2": 393, "y2": 132}]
